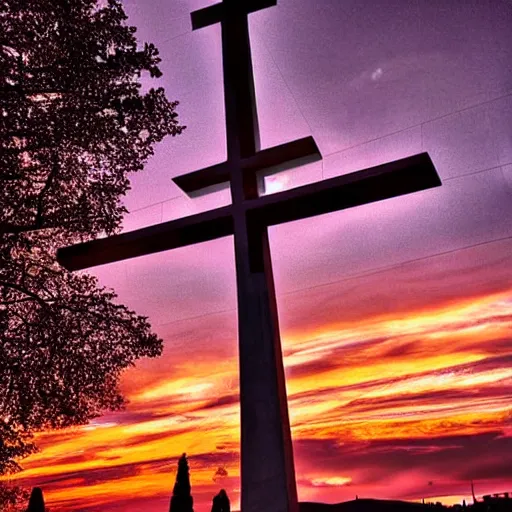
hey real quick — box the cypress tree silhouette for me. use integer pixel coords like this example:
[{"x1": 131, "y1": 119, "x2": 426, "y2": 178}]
[
  {"x1": 169, "y1": 453, "x2": 194, "y2": 512},
  {"x1": 26, "y1": 487, "x2": 45, "y2": 512},
  {"x1": 211, "y1": 489, "x2": 230, "y2": 512}
]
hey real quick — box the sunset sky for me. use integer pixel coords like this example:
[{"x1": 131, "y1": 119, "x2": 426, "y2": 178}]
[{"x1": 6, "y1": 0, "x2": 512, "y2": 510}]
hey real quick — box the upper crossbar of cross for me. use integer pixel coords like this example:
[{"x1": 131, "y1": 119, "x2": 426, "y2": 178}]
[{"x1": 173, "y1": 0, "x2": 322, "y2": 205}]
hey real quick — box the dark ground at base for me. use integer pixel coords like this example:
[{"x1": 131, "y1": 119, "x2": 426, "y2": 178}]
[{"x1": 299, "y1": 499, "x2": 442, "y2": 512}]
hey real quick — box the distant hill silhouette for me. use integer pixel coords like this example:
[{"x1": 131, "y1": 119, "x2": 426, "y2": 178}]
[
  {"x1": 233, "y1": 499, "x2": 441, "y2": 512},
  {"x1": 299, "y1": 499, "x2": 439, "y2": 512}
]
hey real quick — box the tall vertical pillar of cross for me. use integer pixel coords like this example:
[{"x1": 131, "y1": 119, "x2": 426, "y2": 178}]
[{"x1": 191, "y1": 2, "x2": 300, "y2": 511}]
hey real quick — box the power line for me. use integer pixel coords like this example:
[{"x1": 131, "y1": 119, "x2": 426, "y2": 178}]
[{"x1": 154, "y1": 234, "x2": 512, "y2": 328}]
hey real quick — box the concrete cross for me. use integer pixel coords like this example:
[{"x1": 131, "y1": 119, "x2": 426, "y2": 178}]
[{"x1": 57, "y1": 1, "x2": 441, "y2": 511}]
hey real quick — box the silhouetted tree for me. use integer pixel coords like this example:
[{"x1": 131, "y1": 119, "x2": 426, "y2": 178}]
[
  {"x1": 26, "y1": 487, "x2": 45, "y2": 512},
  {"x1": 0, "y1": 484, "x2": 29, "y2": 512},
  {"x1": 0, "y1": 0, "x2": 184, "y2": 497},
  {"x1": 169, "y1": 453, "x2": 194, "y2": 512},
  {"x1": 0, "y1": 485, "x2": 51, "y2": 512},
  {"x1": 211, "y1": 489, "x2": 230, "y2": 512}
]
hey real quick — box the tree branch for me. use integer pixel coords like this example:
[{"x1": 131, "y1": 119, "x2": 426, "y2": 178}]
[
  {"x1": 34, "y1": 150, "x2": 60, "y2": 229},
  {"x1": 0, "y1": 281, "x2": 49, "y2": 309},
  {"x1": 0, "y1": 85, "x2": 69, "y2": 95},
  {"x1": 0, "y1": 223, "x2": 40, "y2": 235},
  {"x1": 0, "y1": 175, "x2": 22, "y2": 181}
]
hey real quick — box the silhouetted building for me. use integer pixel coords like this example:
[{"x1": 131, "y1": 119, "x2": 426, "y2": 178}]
[
  {"x1": 26, "y1": 487, "x2": 45, "y2": 512},
  {"x1": 169, "y1": 453, "x2": 194, "y2": 512},
  {"x1": 211, "y1": 489, "x2": 230, "y2": 512},
  {"x1": 468, "y1": 491, "x2": 511, "y2": 512}
]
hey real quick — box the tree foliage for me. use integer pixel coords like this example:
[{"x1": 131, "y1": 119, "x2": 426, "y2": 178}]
[
  {"x1": 0, "y1": 0, "x2": 184, "y2": 486},
  {"x1": 0, "y1": 483, "x2": 30, "y2": 512}
]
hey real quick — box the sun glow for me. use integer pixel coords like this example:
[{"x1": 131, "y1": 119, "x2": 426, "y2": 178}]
[{"x1": 311, "y1": 477, "x2": 352, "y2": 487}]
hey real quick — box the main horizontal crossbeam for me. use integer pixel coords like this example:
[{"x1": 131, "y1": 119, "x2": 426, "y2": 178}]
[
  {"x1": 248, "y1": 152, "x2": 440, "y2": 226},
  {"x1": 57, "y1": 206, "x2": 233, "y2": 271},
  {"x1": 57, "y1": 153, "x2": 440, "y2": 271}
]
